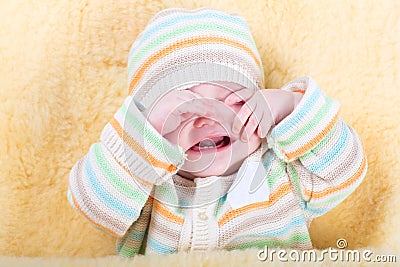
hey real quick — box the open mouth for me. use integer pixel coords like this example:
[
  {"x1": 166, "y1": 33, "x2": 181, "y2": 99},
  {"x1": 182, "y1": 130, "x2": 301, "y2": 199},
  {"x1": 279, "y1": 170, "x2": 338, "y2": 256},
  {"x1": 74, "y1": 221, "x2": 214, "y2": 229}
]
[{"x1": 189, "y1": 136, "x2": 231, "y2": 152}]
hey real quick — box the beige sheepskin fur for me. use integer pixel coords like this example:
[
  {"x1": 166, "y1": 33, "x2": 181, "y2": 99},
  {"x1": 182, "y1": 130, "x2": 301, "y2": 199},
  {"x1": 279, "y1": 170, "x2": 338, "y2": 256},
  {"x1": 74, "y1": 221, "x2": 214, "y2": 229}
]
[{"x1": 0, "y1": 0, "x2": 398, "y2": 266}]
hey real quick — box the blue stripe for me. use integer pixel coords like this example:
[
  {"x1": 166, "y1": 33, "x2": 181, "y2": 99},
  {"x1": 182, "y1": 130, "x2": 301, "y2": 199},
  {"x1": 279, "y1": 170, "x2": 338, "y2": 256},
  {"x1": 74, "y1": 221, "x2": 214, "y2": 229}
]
[
  {"x1": 127, "y1": 230, "x2": 145, "y2": 241},
  {"x1": 295, "y1": 198, "x2": 306, "y2": 210},
  {"x1": 272, "y1": 86, "x2": 321, "y2": 138},
  {"x1": 305, "y1": 203, "x2": 329, "y2": 216},
  {"x1": 307, "y1": 120, "x2": 349, "y2": 173},
  {"x1": 85, "y1": 157, "x2": 137, "y2": 219},
  {"x1": 231, "y1": 215, "x2": 308, "y2": 243},
  {"x1": 129, "y1": 11, "x2": 249, "y2": 57},
  {"x1": 255, "y1": 215, "x2": 306, "y2": 237},
  {"x1": 117, "y1": 230, "x2": 145, "y2": 252},
  {"x1": 262, "y1": 150, "x2": 274, "y2": 171},
  {"x1": 147, "y1": 237, "x2": 176, "y2": 254},
  {"x1": 305, "y1": 175, "x2": 365, "y2": 216}
]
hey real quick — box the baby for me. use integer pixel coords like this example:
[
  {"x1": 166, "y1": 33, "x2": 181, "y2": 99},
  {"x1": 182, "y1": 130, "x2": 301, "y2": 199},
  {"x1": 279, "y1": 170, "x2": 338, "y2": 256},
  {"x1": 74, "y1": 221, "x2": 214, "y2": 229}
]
[{"x1": 68, "y1": 8, "x2": 367, "y2": 256}]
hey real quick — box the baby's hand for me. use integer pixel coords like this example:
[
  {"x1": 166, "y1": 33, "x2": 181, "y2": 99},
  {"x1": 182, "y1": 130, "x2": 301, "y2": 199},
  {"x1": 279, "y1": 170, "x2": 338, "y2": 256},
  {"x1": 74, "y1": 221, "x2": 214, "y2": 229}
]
[
  {"x1": 145, "y1": 90, "x2": 215, "y2": 136},
  {"x1": 225, "y1": 88, "x2": 302, "y2": 141}
]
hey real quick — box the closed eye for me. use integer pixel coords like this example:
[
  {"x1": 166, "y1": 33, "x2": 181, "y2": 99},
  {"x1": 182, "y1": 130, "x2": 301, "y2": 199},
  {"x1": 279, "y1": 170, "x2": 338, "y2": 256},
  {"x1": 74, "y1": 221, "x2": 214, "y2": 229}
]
[{"x1": 230, "y1": 100, "x2": 245, "y2": 106}]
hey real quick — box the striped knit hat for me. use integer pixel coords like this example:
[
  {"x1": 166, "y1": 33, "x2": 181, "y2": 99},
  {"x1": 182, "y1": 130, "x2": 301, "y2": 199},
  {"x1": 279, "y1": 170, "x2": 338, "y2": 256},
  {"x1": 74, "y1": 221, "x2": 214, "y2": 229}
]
[{"x1": 127, "y1": 7, "x2": 264, "y2": 108}]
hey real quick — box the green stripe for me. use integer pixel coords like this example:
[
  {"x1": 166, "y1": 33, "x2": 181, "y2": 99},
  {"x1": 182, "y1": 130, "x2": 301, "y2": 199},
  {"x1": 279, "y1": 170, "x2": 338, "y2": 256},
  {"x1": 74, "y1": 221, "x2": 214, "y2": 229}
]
[
  {"x1": 227, "y1": 232, "x2": 311, "y2": 250},
  {"x1": 215, "y1": 194, "x2": 228, "y2": 218},
  {"x1": 128, "y1": 22, "x2": 258, "y2": 73},
  {"x1": 287, "y1": 164, "x2": 306, "y2": 209},
  {"x1": 287, "y1": 163, "x2": 355, "y2": 210},
  {"x1": 153, "y1": 183, "x2": 178, "y2": 206},
  {"x1": 117, "y1": 230, "x2": 145, "y2": 257},
  {"x1": 93, "y1": 143, "x2": 148, "y2": 204},
  {"x1": 119, "y1": 245, "x2": 140, "y2": 257},
  {"x1": 175, "y1": 207, "x2": 184, "y2": 216},
  {"x1": 267, "y1": 160, "x2": 287, "y2": 188},
  {"x1": 119, "y1": 103, "x2": 183, "y2": 162},
  {"x1": 278, "y1": 97, "x2": 334, "y2": 147},
  {"x1": 302, "y1": 123, "x2": 337, "y2": 161},
  {"x1": 307, "y1": 189, "x2": 352, "y2": 209},
  {"x1": 287, "y1": 164, "x2": 304, "y2": 201}
]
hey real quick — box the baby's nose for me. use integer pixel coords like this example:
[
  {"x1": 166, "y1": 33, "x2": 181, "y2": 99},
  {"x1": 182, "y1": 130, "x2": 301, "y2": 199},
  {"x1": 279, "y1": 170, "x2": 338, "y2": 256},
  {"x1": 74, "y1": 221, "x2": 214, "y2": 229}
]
[{"x1": 193, "y1": 117, "x2": 215, "y2": 128}]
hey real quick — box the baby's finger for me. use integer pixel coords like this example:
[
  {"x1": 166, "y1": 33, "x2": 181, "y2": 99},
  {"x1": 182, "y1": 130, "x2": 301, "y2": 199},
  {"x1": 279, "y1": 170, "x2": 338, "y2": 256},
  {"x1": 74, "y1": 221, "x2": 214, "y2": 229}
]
[
  {"x1": 177, "y1": 90, "x2": 202, "y2": 102},
  {"x1": 252, "y1": 104, "x2": 266, "y2": 138},
  {"x1": 257, "y1": 121, "x2": 268, "y2": 138},
  {"x1": 225, "y1": 92, "x2": 242, "y2": 105},
  {"x1": 257, "y1": 113, "x2": 272, "y2": 138},
  {"x1": 178, "y1": 98, "x2": 204, "y2": 114},
  {"x1": 161, "y1": 112, "x2": 183, "y2": 135},
  {"x1": 232, "y1": 102, "x2": 252, "y2": 134},
  {"x1": 241, "y1": 101, "x2": 264, "y2": 141},
  {"x1": 225, "y1": 88, "x2": 254, "y2": 105},
  {"x1": 168, "y1": 102, "x2": 196, "y2": 125},
  {"x1": 259, "y1": 100, "x2": 275, "y2": 138},
  {"x1": 232, "y1": 94, "x2": 258, "y2": 133},
  {"x1": 192, "y1": 98, "x2": 217, "y2": 117},
  {"x1": 177, "y1": 98, "x2": 215, "y2": 120},
  {"x1": 251, "y1": 104, "x2": 265, "y2": 139},
  {"x1": 241, "y1": 112, "x2": 260, "y2": 142}
]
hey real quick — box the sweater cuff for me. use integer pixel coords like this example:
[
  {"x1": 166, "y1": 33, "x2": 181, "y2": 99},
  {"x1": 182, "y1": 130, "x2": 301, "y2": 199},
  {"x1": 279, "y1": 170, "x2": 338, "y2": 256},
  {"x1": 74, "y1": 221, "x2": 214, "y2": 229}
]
[
  {"x1": 100, "y1": 96, "x2": 185, "y2": 185},
  {"x1": 268, "y1": 77, "x2": 340, "y2": 162}
]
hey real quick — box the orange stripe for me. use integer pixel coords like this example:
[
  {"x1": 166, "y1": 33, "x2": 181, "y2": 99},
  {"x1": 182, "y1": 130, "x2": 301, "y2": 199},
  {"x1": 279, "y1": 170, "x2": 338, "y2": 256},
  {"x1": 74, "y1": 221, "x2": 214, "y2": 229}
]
[
  {"x1": 104, "y1": 142, "x2": 154, "y2": 188},
  {"x1": 112, "y1": 152, "x2": 153, "y2": 188},
  {"x1": 128, "y1": 36, "x2": 262, "y2": 94},
  {"x1": 304, "y1": 154, "x2": 367, "y2": 199},
  {"x1": 153, "y1": 200, "x2": 184, "y2": 225},
  {"x1": 218, "y1": 182, "x2": 292, "y2": 227},
  {"x1": 293, "y1": 89, "x2": 306, "y2": 94},
  {"x1": 110, "y1": 118, "x2": 177, "y2": 173},
  {"x1": 146, "y1": 196, "x2": 154, "y2": 205},
  {"x1": 70, "y1": 192, "x2": 120, "y2": 237},
  {"x1": 284, "y1": 111, "x2": 339, "y2": 161}
]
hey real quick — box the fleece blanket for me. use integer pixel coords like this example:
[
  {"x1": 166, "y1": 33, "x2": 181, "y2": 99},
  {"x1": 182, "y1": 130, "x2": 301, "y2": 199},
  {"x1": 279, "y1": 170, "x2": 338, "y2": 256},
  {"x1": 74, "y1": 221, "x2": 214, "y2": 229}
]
[{"x1": 0, "y1": 0, "x2": 399, "y2": 266}]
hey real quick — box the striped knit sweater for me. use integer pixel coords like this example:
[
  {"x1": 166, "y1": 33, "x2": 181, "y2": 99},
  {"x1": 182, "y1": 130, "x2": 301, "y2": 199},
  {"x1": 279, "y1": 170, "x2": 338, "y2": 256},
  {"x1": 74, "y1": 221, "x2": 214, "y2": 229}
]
[{"x1": 68, "y1": 76, "x2": 367, "y2": 256}]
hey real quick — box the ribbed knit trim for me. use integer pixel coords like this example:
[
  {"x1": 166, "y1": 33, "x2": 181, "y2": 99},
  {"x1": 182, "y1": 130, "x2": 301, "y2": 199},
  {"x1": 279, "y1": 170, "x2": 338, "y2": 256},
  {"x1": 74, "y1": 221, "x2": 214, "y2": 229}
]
[
  {"x1": 168, "y1": 173, "x2": 236, "y2": 209},
  {"x1": 101, "y1": 96, "x2": 185, "y2": 185},
  {"x1": 134, "y1": 62, "x2": 260, "y2": 109}
]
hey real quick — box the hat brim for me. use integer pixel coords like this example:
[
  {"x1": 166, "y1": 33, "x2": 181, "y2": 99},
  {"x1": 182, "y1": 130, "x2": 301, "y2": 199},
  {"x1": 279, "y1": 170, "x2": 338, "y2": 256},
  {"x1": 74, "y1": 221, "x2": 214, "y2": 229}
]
[{"x1": 131, "y1": 62, "x2": 261, "y2": 109}]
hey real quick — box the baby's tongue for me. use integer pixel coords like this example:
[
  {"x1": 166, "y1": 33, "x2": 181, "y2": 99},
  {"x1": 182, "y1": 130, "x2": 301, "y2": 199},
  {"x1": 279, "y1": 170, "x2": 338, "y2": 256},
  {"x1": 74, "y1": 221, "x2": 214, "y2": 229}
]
[{"x1": 198, "y1": 137, "x2": 224, "y2": 148}]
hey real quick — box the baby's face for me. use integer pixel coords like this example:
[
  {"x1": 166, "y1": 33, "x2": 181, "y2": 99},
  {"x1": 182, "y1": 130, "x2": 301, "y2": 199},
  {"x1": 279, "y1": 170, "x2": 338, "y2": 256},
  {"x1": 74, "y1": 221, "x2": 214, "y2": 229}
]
[{"x1": 163, "y1": 83, "x2": 261, "y2": 179}]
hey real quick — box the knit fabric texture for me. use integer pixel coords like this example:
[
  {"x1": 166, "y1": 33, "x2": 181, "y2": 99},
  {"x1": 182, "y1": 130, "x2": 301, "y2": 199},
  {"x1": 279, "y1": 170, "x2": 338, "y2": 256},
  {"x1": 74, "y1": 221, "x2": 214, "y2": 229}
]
[
  {"x1": 68, "y1": 75, "x2": 367, "y2": 256},
  {"x1": 127, "y1": 8, "x2": 264, "y2": 109}
]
